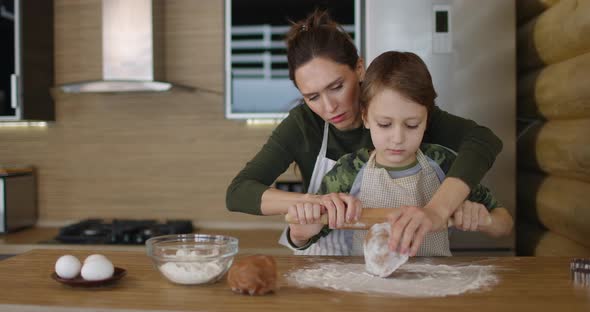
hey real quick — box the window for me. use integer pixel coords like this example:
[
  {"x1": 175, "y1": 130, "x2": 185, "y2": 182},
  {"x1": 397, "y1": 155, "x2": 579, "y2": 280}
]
[{"x1": 224, "y1": 0, "x2": 360, "y2": 119}]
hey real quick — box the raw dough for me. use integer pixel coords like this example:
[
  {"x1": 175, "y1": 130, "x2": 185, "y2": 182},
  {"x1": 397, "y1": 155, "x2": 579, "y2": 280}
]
[
  {"x1": 227, "y1": 255, "x2": 277, "y2": 295},
  {"x1": 364, "y1": 223, "x2": 408, "y2": 277}
]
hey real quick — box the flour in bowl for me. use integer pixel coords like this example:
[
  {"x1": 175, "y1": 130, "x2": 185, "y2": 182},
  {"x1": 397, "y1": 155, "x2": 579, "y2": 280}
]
[
  {"x1": 159, "y1": 249, "x2": 226, "y2": 284},
  {"x1": 160, "y1": 261, "x2": 225, "y2": 284},
  {"x1": 287, "y1": 261, "x2": 498, "y2": 297}
]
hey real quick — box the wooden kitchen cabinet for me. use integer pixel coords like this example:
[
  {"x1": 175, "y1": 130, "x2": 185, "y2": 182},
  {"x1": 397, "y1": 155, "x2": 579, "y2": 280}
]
[
  {"x1": 0, "y1": 0, "x2": 54, "y2": 121},
  {"x1": 0, "y1": 166, "x2": 37, "y2": 233}
]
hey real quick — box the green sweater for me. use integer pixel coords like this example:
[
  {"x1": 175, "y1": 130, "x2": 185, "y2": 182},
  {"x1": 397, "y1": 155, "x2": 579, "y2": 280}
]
[{"x1": 226, "y1": 104, "x2": 502, "y2": 215}]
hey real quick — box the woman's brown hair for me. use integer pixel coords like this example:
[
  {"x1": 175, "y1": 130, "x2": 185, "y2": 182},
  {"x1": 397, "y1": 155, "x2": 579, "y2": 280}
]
[
  {"x1": 360, "y1": 51, "x2": 437, "y2": 120},
  {"x1": 285, "y1": 9, "x2": 359, "y2": 88}
]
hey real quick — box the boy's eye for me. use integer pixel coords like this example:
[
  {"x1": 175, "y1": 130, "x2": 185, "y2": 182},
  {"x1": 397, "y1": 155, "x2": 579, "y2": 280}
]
[{"x1": 308, "y1": 95, "x2": 319, "y2": 102}]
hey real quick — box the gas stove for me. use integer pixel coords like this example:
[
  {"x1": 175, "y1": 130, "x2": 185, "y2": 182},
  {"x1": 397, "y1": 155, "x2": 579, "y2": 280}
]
[{"x1": 53, "y1": 219, "x2": 194, "y2": 245}]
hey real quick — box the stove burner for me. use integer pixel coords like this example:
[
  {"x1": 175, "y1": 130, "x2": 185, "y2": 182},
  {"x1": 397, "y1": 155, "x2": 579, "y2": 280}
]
[
  {"x1": 83, "y1": 228, "x2": 101, "y2": 236},
  {"x1": 54, "y1": 219, "x2": 194, "y2": 245}
]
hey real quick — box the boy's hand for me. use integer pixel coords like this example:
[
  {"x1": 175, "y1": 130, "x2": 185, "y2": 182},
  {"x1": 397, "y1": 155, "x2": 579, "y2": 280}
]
[
  {"x1": 452, "y1": 200, "x2": 492, "y2": 232},
  {"x1": 386, "y1": 205, "x2": 434, "y2": 256}
]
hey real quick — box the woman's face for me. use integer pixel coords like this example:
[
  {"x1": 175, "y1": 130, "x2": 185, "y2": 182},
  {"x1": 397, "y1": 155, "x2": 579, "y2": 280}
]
[
  {"x1": 294, "y1": 57, "x2": 365, "y2": 131},
  {"x1": 363, "y1": 88, "x2": 428, "y2": 168}
]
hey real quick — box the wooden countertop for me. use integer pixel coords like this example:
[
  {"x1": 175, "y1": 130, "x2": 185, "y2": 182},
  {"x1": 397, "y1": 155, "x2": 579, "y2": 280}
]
[
  {"x1": 0, "y1": 166, "x2": 33, "y2": 175},
  {"x1": 0, "y1": 249, "x2": 588, "y2": 312}
]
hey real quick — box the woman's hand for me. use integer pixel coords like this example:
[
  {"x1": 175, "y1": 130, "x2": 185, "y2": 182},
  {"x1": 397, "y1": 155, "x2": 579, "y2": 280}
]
[
  {"x1": 316, "y1": 193, "x2": 362, "y2": 229},
  {"x1": 287, "y1": 202, "x2": 325, "y2": 225},
  {"x1": 287, "y1": 202, "x2": 325, "y2": 247},
  {"x1": 452, "y1": 200, "x2": 492, "y2": 232},
  {"x1": 386, "y1": 205, "x2": 438, "y2": 256},
  {"x1": 291, "y1": 193, "x2": 362, "y2": 228}
]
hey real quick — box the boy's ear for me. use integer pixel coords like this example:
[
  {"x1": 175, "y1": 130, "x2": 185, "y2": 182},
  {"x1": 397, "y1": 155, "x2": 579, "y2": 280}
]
[
  {"x1": 356, "y1": 58, "x2": 366, "y2": 82},
  {"x1": 361, "y1": 110, "x2": 369, "y2": 129}
]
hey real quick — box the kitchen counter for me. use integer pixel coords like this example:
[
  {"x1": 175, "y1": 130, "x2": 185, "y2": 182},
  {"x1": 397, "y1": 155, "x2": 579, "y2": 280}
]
[
  {"x1": 0, "y1": 227, "x2": 290, "y2": 256},
  {"x1": 0, "y1": 249, "x2": 588, "y2": 312}
]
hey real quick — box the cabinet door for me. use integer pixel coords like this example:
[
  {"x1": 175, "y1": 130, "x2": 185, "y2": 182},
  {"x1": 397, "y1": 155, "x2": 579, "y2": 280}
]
[
  {"x1": 0, "y1": 0, "x2": 53, "y2": 121},
  {"x1": 0, "y1": 0, "x2": 16, "y2": 119},
  {"x1": 19, "y1": 0, "x2": 54, "y2": 120}
]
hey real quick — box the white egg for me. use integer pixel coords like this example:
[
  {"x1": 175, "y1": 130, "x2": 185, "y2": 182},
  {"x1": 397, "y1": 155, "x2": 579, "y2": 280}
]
[
  {"x1": 81, "y1": 258, "x2": 114, "y2": 281},
  {"x1": 55, "y1": 255, "x2": 82, "y2": 279},
  {"x1": 84, "y1": 254, "x2": 108, "y2": 264}
]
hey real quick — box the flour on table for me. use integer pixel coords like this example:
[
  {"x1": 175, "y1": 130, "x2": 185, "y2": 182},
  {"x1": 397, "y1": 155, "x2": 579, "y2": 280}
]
[{"x1": 287, "y1": 262, "x2": 498, "y2": 297}]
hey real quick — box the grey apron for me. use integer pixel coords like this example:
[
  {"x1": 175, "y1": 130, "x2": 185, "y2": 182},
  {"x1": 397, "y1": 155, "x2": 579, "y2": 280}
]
[{"x1": 352, "y1": 149, "x2": 451, "y2": 256}]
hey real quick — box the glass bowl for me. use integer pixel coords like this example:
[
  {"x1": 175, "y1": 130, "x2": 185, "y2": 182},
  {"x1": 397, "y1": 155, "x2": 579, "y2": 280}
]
[{"x1": 146, "y1": 234, "x2": 239, "y2": 285}]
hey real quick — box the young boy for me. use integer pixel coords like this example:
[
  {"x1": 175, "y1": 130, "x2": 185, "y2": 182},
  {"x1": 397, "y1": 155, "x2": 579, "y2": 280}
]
[{"x1": 285, "y1": 51, "x2": 514, "y2": 256}]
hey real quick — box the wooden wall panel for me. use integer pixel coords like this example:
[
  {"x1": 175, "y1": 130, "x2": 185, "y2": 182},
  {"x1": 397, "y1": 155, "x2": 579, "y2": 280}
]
[
  {"x1": 53, "y1": 0, "x2": 102, "y2": 83},
  {"x1": 516, "y1": 0, "x2": 560, "y2": 26},
  {"x1": 518, "y1": 119, "x2": 590, "y2": 181},
  {"x1": 516, "y1": 0, "x2": 590, "y2": 255},
  {"x1": 518, "y1": 52, "x2": 590, "y2": 119},
  {"x1": 517, "y1": 223, "x2": 590, "y2": 256},
  {"x1": 533, "y1": 231, "x2": 590, "y2": 256},
  {"x1": 0, "y1": 0, "x2": 286, "y2": 227},
  {"x1": 517, "y1": 0, "x2": 590, "y2": 71},
  {"x1": 518, "y1": 172, "x2": 590, "y2": 248}
]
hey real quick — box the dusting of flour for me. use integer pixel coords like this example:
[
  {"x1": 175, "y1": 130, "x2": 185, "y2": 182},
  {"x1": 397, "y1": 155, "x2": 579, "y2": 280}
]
[{"x1": 287, "y1": 262, "x2": 498, "y2": 297}]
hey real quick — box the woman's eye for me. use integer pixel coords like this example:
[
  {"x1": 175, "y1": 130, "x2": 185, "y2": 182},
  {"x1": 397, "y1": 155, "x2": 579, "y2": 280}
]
[
  {"x1": 406, "y1": 124, "x2": 419, "y2": 129},
  {"x1": 331, "y1": 84, "x2": 343, "y2": 91},
  {"x1": 378, "y1": 123, "x2": 391, "y2": 128}
]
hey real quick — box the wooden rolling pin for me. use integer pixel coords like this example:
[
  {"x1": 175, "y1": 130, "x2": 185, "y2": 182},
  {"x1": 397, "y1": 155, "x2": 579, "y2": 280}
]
[{"x1": 284, "y1": 208, "x2": 491, "y2": 230}]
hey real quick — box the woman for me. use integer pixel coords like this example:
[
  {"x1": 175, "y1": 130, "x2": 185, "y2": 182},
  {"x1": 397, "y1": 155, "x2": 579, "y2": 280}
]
[{"x1": 226, "y1": 10, "x2": 502, "y2": 252}]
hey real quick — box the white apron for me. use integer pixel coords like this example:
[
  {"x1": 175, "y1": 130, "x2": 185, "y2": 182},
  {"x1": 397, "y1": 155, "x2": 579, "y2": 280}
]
[
  {"x1": 278, "y1": 122, "x2": 352, "y2": 255},
  {"x1": 352, "y1": 149, "x2": 451, "y2": 256}
]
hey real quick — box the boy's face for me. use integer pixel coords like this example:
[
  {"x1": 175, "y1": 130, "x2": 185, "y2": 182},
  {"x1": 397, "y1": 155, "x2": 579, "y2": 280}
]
[{"x1": 363, "y1": 88, "x2": 427, "y2": 168}]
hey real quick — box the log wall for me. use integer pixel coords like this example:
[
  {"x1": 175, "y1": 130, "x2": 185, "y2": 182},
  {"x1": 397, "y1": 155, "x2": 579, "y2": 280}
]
[{"x1": 516, "y1": 0, "x2": 590, "y2": 255}]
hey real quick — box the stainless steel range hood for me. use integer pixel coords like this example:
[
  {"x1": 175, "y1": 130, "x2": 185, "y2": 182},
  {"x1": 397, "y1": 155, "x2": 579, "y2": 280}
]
[{"x1": 60, "y1": 0, "x2": 188, "y2": 93}]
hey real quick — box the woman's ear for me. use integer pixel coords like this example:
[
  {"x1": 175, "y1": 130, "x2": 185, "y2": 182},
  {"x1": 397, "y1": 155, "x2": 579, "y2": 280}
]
[{"x1": 356, "y1": 58, "x2": 366, "y2": 82}]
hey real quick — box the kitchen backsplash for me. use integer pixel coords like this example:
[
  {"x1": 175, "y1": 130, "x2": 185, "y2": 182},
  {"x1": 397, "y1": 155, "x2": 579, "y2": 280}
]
[{"x1": 0, "y1": 0, "x2": 284, "y2": 227}]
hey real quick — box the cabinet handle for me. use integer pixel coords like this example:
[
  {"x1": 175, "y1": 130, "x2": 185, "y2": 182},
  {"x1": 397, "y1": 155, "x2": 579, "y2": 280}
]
[{"x1": 10, "y1": 74, "x2": 18, "y2": 109}]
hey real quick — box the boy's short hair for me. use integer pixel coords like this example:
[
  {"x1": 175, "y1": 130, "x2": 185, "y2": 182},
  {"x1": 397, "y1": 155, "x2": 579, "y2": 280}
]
[{"x1": 360, "y1": 51, "x2": 437, "y2": 120}]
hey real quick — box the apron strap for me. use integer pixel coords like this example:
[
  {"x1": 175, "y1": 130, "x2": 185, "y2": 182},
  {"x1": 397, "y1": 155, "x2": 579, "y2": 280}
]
[{"x1": 319, "y1": 122, "x2": 330, "y2": 158}]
